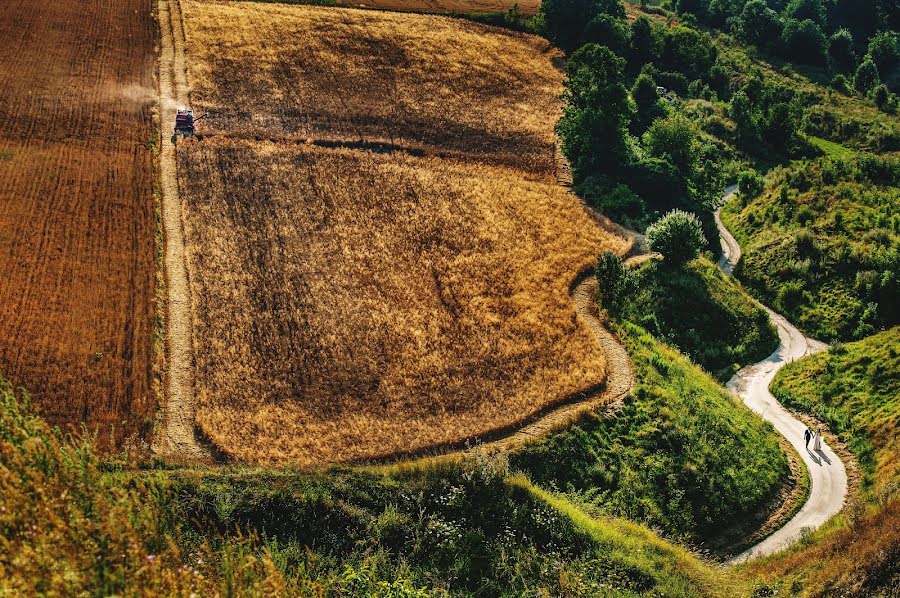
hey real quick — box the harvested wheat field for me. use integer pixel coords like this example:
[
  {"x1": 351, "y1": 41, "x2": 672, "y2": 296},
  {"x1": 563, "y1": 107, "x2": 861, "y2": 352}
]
[
  {"x1": 0, "y1": 0, "x2": 156, "y2": 449},
  {"x1": 332, "y1": 0, "x2": 540, "y2": 16},
  {"x1": 178, "y1": 140, "x2": 627, "y2": 464},
  {"x1": 182, "y1": 0, "x2": 563, "y2": 176},
  {"x1": 175, "y1": 1, "x2": 628, "y2": 464}
]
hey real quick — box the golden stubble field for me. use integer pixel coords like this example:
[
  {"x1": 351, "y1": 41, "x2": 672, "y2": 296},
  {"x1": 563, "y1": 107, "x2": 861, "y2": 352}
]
[
  {"x1": 177, "y1": 1, "x2": 629, "y2": 464},
  {"x1": 182, "y1": 0, "x2": 564, "y2": 176}
]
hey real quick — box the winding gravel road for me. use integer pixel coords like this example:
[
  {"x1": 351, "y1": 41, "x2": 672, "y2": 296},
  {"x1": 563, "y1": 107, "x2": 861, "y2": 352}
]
[{"x1": 715, "y1": 185, "x2": 848, "y2": 563}]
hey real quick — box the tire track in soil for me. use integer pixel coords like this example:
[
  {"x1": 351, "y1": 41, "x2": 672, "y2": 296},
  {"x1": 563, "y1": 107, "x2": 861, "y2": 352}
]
[{"x1": 153, "y1": 0, "x2": 211, "y2": 462}]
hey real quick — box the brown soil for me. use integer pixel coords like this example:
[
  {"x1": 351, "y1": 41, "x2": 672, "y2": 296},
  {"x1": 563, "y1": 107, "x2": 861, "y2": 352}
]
[{"x1": 0, "y1": 0, "x2": 156, "y2": 450}]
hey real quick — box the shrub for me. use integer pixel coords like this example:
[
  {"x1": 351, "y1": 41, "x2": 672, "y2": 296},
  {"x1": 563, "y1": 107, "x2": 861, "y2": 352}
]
[
  {"x1": 829, "y1": 28, "x2": 857, "y2": 72},
  {"x1": 738, "y1": 170, "x2": 765, "y2": 199},
  {"x1": 595, "y1": 250, "x2": 632, "y2": 314},
  {"x1": 855, "y1": 59, "x2": 880, "y2": 95},
  {"x1": 646, "y1": 209, "x2": 706, "y2": 267},
  {"x1": 831, "y1": 74, "x2": 851, "y2": 95}
]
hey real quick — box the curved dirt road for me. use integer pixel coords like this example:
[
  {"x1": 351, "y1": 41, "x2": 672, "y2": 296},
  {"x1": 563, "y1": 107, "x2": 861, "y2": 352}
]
[
  {"x1": 154, "y1": 0, "x2": 210, "y2": 462},
  {"x1": 716, "y1": 189, "x2": 847, "y2": 563}
]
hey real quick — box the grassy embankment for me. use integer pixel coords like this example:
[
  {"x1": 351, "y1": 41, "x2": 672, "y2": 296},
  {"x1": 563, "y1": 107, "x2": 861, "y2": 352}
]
[
  {"x1": 747, "y1": 327, "x2": 900, "y2": 596},
  {"x1": 721, "y1": 154, "x2": 899, "y2": 342},
  {"x1": 0, "y1": 376, "x2": 751, "y2": 596},
  {"x1": 512, "y1": 319, "x2": 788, "y2": 549},
  {"x1": 619, "y1": 258, "x2": 777, "y2": 378}
]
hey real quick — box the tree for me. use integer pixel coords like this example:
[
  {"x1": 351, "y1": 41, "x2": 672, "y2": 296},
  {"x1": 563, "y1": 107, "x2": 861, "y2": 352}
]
[
  {"x1": 661, "y1": 26, "x2": 717, "y2": 79},
  {"x1": 781, "y1": 18, "x2": 827, "y2": 65},
  {"x1": 595, "y1": 251, "x2": 632, "y2": 314},
  {"x1": 557, "y1": 44, "x2": 633, "y2": 179},
  {"x1": 729, "y1": 91, "x2": 760, "y2": 146},
  {"x1": 583, "y1": 13, "x2": 630, "y2": 56},
  {"x1": 735, "y1": 0, "x2": 782, "y2": 49},
  {"x1": 872, "y1": 83, "x2": 891, "y2": 110},
  {"x1": 631, "y1": 72, "x2": 663, "y2": 133},
  {"x1": 540, "y1": 0, "x2": 594, "y2": 52},
  {"x1": 785, "y1": 0, "x2": 827, "y2": 27},
  {"x1": 828, "y1": 28, "x2": 857, "y2": 72},
  {"x1": 629, "y1": 15, "x2": 657, "y2": 69},
  {"x1": 867, "y1": 31, "x2": 900, "y2": 77},
  {"x1": 855, "y1": 59, "x2": 880, "y2": 94},
  {"x1": 644, "y1": 113, "x2": 697, "y2": 173},
  {"x1": 764, "y1": 100, "x2": 803, "y2": 152},
  {"x1": 646, "y1": 209, "x2": 706, "y2": 267},
  {"x1": 831, "y1": 73, "x2": 851, "y2": 94},
  {"x1": 540, "y1": 0, "x2": 625, "y2": 53}
]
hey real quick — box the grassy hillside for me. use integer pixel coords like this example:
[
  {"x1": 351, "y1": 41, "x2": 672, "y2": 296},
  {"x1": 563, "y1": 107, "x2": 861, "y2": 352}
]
[
  {"x1": 620, "y1": 258, "x2": 777, "y2": 376},
  {"x1": 511, "y1": 321, "x2": 789, "y2": 546},
  {"x1": 0, "y1": 377, "x2": 748, "y2": 596},
  {"x1": 748, "y1": 327, "x2": 900, "y2": 595},
  {"x1": 722, "y1": 155, "x2": 900, "y2": 342}
]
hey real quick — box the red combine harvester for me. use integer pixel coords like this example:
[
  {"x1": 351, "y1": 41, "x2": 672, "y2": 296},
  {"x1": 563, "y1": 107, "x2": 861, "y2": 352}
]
[{"x1": 172, "y1": 109, "x2": 206, "y2": 143}]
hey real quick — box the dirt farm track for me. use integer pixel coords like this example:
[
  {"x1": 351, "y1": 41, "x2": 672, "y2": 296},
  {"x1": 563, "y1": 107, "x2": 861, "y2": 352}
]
[{"x1": 0, "y1": 0, "x2": 157, "y2": 449}]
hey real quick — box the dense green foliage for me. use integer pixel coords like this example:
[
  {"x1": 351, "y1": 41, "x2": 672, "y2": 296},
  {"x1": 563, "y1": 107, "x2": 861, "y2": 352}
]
[
  {"x1": 620, "y1": 258, "x2": 777, "y2": 373},
  {"x1": 722, "y1": 154, "x2": 900, "y2": 341},
  {"x1": 594, "y1": 250, "x2": 632, "y2": 315},
  {"x1": 675, "y1": 0, "x2": 898, "y2": 77},
  {"x1": 772, "y1": 326, "x2": 899, "y2": 491},
  {"x1": 558, "y1": 44, "x2": 632, "y2": 177},
  {"x1": 645, "y1": 209, "x2": 707, "y2": 267},
  {"x1": 511, "y1": 322, "x2": 788, "y2": 544}
]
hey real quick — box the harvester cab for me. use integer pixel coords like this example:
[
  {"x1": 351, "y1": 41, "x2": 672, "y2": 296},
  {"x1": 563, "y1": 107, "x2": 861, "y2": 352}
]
[{"x1": 172, "y1": 109, "x2": 206, "y2": 143}]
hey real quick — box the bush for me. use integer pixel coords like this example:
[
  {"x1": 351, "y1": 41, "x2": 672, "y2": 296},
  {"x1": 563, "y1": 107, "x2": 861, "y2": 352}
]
[
  {"x1": 646, "y1": 209, "x2": 706, "y2": 267},
  {"x1": 595, "y1": 251, "x2": 632, "y2": 314},
  {"x1": 831, "y1": 73, "x2": 851, "y2": 95},
  {"x1": 871, "y1": 84, "x2": 894, "y2": 113},
  {"x1": 738, "y1": 170, "x2": 765, "y2": 199},
  {"x1": 855, "y1": 59, "x2": 880, "y2": 95}
]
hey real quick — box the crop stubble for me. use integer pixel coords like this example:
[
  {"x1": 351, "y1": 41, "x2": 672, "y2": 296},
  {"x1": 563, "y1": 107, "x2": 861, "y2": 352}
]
[
  {"x1": 178, "y1": 1, "x2": 628, "y2": 464},
  {"x1": 0, "y1": 0, "x2": 156, "y2": 449}
]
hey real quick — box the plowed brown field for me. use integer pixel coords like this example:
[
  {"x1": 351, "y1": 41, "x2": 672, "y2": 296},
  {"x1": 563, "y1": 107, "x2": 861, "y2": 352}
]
[
  {"x1": 176, "y1": 1, "x2": 628, "y2": 465},
  {"x1": 0, "y1": 0, "x2": 156, "y2": 449}
]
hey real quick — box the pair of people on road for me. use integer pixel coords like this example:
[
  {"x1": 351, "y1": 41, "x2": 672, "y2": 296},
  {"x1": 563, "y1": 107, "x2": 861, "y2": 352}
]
[{"x1": 804, "y1": 427, "x2": 822, "y2": 451}]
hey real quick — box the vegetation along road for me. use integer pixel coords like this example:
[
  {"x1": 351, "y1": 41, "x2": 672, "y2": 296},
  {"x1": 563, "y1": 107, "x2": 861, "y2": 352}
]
[{"x1": 717, "y1": 187, "x2": 848, "y2": 563}]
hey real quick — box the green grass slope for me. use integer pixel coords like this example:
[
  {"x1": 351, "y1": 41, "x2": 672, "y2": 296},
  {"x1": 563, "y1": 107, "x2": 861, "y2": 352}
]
[
  {"x1": 748, "y1": 327, "x2": 900, "y2": 596},
  {"x1": 0, "y1": 377, "x2": 747, "y2": 597},
  {"x1": 773, "y1": 327, "x2": 899, "y2": 492},
  {"x1": 620, "y1": 258, "x2": 777, "y2": 377},
  {"x1": 511, "y1": 321, "x2": 788, "y2": 547},
  {"x1": 722, "y1": 155, "x2": 900, "y2": 341}
]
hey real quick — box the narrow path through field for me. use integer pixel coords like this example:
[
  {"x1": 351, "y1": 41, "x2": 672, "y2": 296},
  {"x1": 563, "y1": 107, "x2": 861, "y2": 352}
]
[
  {"x1": 154, "y1": 0, "x2": 210, "y2": 462},
  {"x1": 716, "y1": 186, "x2": 847, "y2": 563}
]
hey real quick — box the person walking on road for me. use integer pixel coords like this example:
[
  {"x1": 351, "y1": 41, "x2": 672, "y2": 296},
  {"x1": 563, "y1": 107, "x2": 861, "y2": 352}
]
[
  {"x1": 813, "y1": 429, "x2": 822, "y2": 451},
  {"x1": 804, "y1": 427, "x2": 812, "y2": 449}
]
